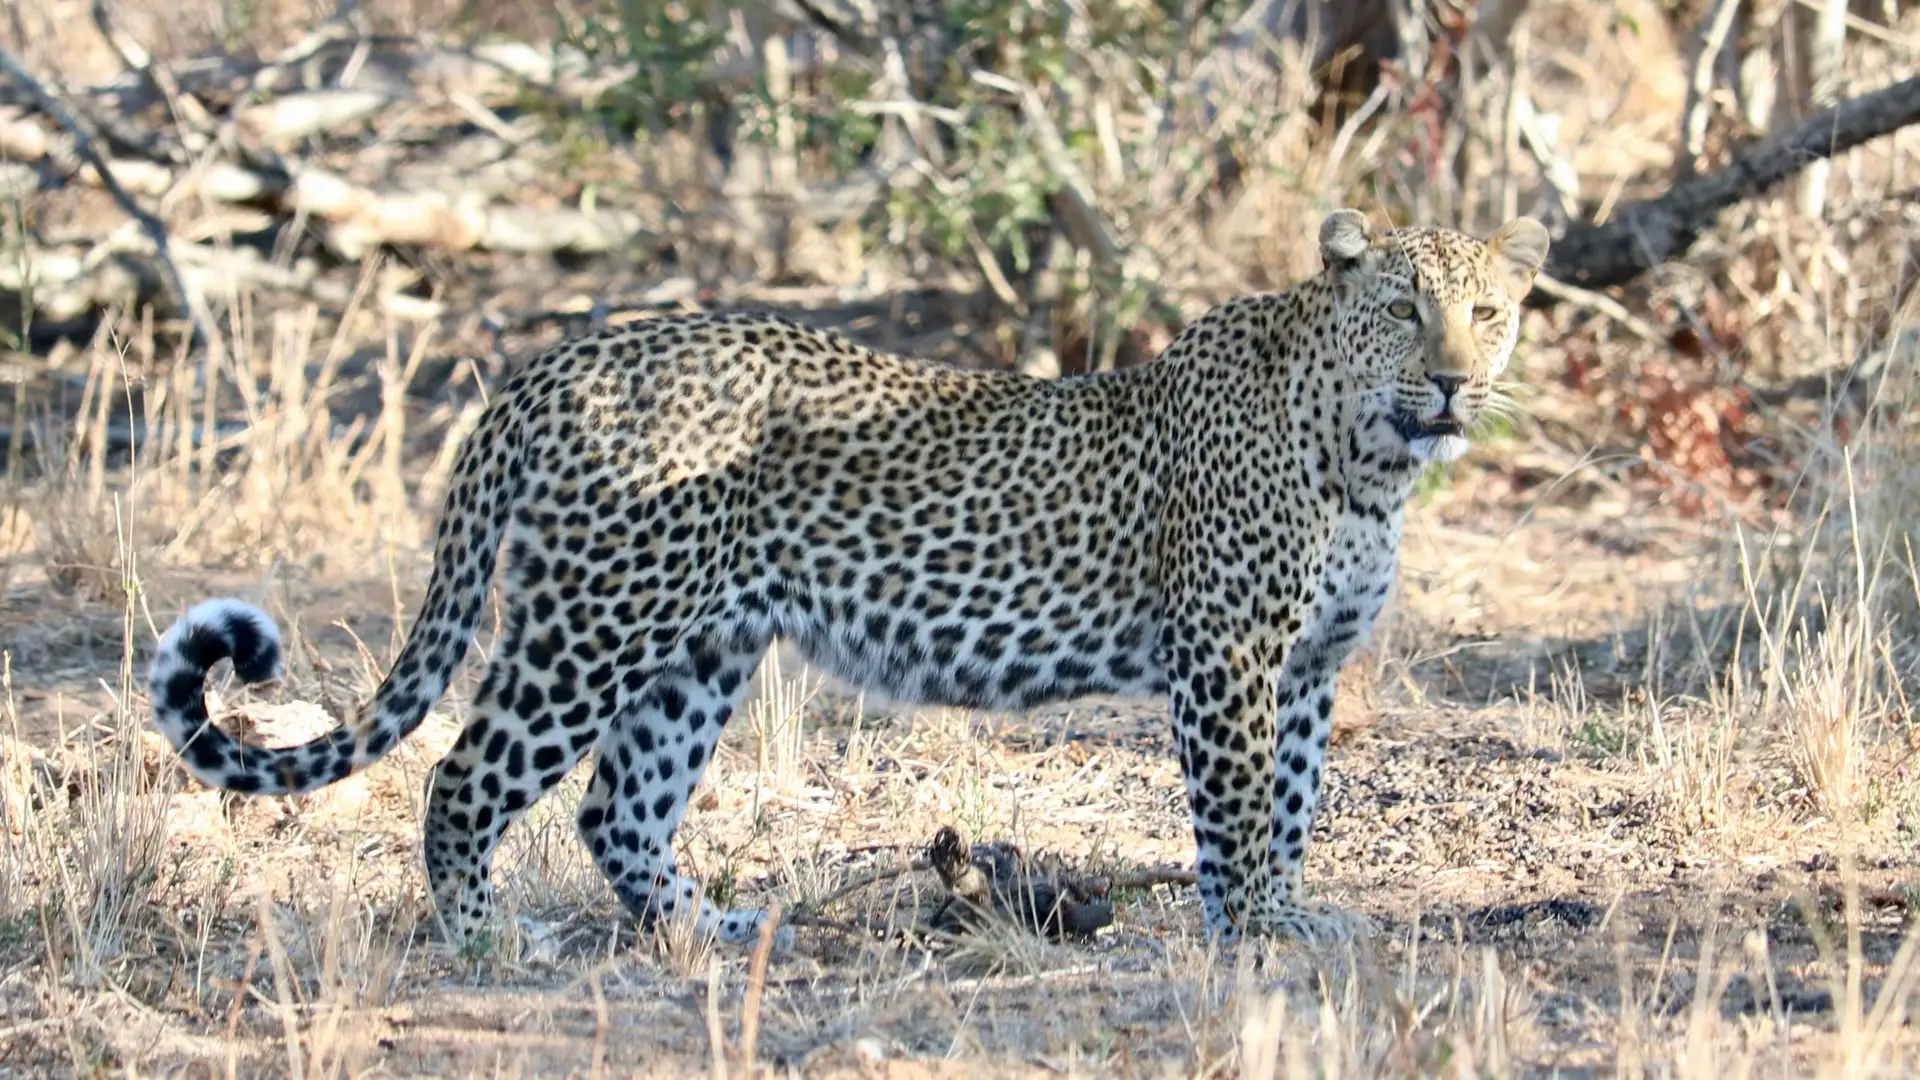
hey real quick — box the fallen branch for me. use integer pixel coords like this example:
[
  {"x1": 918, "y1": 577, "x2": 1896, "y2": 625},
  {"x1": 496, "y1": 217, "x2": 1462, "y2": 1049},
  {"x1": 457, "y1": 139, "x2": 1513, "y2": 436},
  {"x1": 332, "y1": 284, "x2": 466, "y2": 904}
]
[
  {"x1": 0, "y1": 108, "x2": 284, "y2": 202},
  {"x1": 1541, "y1": 75, "x2": 1920, "y2": 294},
  {"x1": 289, "y1": 171, "x2": 659, "y2": 259},
  {"x1": 1101, "y1": 866, "x2": 1199, "y2": 891},
  {"x1": 969, "y1": 69, "x2": 1123, "y2": 273},
  {"x1": 1528, "y1": 275, "x2": 1665, "y2": 342},
  {"x1": 781, "y1": 832, "x2": 1199, "y2": 941},
  {"x1": 3, "y1": 34, "x2": 832, "y2": 127},
  {"x1": 1677, "y1": 0, "x2": 1742, "y2": 178},
  {"x1": 235, "y1": 89, "x2": 398, "y2": 146},
  {"x1": 967, "y1": 68, "x2": 1184, "y2": 361},
  {"x1": 90, "y1": 0, "x2": 216, "y2": 135}
]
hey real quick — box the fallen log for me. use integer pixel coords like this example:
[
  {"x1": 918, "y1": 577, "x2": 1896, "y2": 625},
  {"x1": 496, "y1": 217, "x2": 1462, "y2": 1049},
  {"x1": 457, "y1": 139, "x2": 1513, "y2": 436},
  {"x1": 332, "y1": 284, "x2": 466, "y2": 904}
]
[
  {"x1": 234, "y1": 89, "x2": 399, "y2": 146},
  {"x1": 0, "y1": 44, "x2": 216, "y2": 352}
]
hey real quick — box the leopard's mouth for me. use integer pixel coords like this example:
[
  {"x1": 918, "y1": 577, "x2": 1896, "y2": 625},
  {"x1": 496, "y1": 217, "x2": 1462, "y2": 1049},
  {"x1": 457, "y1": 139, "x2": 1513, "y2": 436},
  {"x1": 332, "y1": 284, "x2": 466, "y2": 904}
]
[{"x1": 1390, "y1": 412, "x2": 1465, "y2": 443}]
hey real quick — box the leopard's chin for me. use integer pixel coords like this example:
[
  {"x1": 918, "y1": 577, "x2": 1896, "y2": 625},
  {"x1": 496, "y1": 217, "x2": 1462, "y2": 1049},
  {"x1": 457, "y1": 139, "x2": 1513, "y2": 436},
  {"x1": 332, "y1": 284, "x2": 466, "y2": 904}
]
[{"x1": 1406, "y1": 433, "x2": 1471, "y2": 463}]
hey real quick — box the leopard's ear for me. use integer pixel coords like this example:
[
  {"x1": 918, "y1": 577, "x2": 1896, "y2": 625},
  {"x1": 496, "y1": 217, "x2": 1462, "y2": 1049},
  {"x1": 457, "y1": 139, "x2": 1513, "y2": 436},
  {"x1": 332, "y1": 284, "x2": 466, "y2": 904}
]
[
  {"x1": 1488, "y1": 218, "x2": 1550, "y2": 301},
  {"x1": 1318, "y1": 209, "x2": 1375, "y2": 272}
]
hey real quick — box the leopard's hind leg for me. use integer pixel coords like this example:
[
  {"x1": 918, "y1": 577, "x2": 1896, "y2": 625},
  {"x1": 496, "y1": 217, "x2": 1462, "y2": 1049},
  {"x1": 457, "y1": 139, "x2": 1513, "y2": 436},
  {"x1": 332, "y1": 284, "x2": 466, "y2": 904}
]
[
  {"x1": 421, "y1": 589, "x2": 608, "y2": 947},
  {"x1": 576, "y1": 632, "x2": 786, "y2": 947}
]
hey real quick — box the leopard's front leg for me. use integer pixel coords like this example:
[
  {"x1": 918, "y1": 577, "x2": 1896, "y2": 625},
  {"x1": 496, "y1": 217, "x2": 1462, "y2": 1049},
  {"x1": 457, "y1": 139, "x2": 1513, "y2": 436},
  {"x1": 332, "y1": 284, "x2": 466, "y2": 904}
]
[
  {"x1": 1170, "y1": 644, "x2": 1279, "y2": 941},
  {"x1": 1268, "y1": 655, "x2": 1337, "y2": 899},
  {"x1": 1172, "y1": 643, "x2": 1350, "y2": 945},
  {"x1": 1268, "y1": 563, "x2": 1398, "y2": 937},
  {"x1": 1262, "y1": 651, "x2": 1362, "y2": 943},
  {"x1": 1154, "y1": 386, "x2": 1346, "y2": 944}
]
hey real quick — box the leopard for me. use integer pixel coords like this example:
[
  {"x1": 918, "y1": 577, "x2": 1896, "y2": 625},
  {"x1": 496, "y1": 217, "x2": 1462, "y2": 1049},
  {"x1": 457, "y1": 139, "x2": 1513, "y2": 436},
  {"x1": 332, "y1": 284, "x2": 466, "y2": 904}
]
[{"x1": 147, "y1": 210, "x2": 1549, "y2": 950}]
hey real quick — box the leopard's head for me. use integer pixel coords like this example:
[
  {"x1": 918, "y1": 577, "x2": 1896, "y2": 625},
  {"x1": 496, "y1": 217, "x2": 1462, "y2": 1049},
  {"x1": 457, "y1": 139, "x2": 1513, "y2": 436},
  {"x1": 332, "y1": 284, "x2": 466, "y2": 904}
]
[{"x1": 1318, "y1": 210, "x2": 1549, "y2": 464}]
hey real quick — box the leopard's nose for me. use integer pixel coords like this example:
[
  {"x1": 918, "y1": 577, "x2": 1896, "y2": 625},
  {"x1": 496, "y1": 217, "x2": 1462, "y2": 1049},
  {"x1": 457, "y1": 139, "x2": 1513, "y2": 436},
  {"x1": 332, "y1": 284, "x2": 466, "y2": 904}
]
[{"x1": 1428, "y1": 372, "x2": 1467, "y2": 401}]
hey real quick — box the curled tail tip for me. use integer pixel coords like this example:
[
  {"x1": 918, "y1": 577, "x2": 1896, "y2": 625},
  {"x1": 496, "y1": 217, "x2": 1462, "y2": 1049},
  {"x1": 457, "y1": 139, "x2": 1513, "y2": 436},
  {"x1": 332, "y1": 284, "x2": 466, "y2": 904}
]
[{"x1": 153, "y1": 598, "x2": 285, "y2": 686}]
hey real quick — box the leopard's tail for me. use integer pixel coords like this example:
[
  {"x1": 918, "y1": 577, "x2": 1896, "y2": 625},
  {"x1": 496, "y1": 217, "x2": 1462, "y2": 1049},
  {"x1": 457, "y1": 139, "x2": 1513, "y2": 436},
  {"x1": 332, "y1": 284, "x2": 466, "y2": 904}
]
[{"x1": 149, "y1": 397, "x2": 527, "y2": 795}]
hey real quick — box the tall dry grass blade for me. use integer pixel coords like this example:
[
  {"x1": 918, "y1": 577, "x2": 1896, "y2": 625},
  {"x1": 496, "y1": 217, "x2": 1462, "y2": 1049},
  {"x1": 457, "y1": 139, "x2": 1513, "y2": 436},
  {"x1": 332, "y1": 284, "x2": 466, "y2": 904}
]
[{"x1": 258, "y1": 892, "x2": 309, "y2": 1080}]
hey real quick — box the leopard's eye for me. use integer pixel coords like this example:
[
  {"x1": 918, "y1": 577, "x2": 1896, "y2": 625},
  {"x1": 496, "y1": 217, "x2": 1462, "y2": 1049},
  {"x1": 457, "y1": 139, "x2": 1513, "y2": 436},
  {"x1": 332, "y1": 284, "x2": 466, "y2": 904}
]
[
  {"x1": 1473, "y1": 304, "x2": 1503, "y2": 323},
  {"x1": 1386, "y1": 300, "x2": 1418, "y2": 321}
]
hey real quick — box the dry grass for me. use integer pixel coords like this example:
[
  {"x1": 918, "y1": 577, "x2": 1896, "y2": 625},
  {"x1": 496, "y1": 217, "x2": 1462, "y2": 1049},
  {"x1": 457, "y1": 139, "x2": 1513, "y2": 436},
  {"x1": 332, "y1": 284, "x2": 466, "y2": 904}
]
[{"x1": 3, "y1": 0, "x2": 1920, "y2": 1075}]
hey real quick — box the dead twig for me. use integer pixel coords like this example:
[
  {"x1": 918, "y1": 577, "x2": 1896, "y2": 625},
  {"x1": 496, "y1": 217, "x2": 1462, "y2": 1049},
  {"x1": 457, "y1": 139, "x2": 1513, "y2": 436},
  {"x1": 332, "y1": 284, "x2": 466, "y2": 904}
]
[
  {"x1": 969, "y1": 68, "x2": 1122, "y2": 271},
  {"x1": 1788, "y1": 0, "x2": 1918, "y2": 51},
  {"x1": 780, "y1": 911, "x2": 871, "y2": 936},
  {"x1": 1798, "y1": 0, "x2": 1850, "y2": 218},
  {"x1": 89, "y1": 0, "x2": 214, "y2": 134},
  {"x1": 1678, "y1": 0, "x2": 1743, "y2": 177},
  {"x1": 1529, "y1": 275, "x2": 1666, "y2": 342},
  {"x1": 1101, "y1": 866, "x2": 1200, "y2": 891},
  {"x1": 0, "y1": 232, "x2": 368, "y2": 324},
  {"x1": 966, "y1": 67, "x2": 1184, "y2": 352},
  {"x1": 737, "y1": 906, "x2": 781, "y2": 1070}
]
